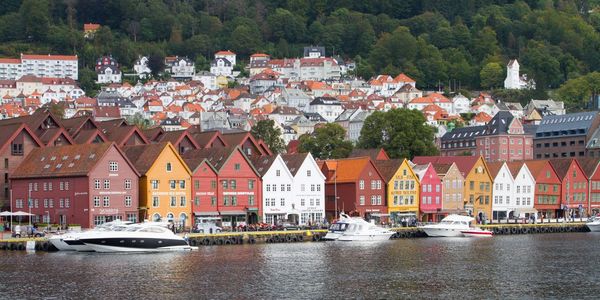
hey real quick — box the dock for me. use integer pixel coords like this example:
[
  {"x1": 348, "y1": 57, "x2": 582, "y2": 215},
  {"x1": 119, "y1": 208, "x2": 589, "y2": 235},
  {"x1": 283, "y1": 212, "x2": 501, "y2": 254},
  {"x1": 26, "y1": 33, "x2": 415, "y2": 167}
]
[{"x1": 0, "y1": 223, "x2": 591, "y2": 251}]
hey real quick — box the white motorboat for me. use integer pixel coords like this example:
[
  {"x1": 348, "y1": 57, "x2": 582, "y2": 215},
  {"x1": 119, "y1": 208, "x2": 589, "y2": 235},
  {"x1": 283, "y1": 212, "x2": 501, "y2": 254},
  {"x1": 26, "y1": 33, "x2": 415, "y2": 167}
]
[
  {"x1": 325, "y1": 213, "x2": 394, "y2": 241},
  {"x1": 420, "y1": 214, "x2": 475, "y2": 237},
  {"x1": 52, "y1": 220, "x2": 133, "y2": 251},
  {"x1": 586, "y1": 216, "x2": 600, "y2": 232},
  {"x1": 460, "y1": 228, "x2": 493, "y2": 237},
  {"x1": 77, "y1": 224, "x2": 195, "y2": 253}
]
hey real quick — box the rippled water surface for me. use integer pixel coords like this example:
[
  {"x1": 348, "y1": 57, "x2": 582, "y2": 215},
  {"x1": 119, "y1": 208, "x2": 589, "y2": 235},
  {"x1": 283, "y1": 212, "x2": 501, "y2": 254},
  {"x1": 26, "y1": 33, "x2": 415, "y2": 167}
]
[{"x1": 1, "y1": 233, "x2": 599, "y2": 299}]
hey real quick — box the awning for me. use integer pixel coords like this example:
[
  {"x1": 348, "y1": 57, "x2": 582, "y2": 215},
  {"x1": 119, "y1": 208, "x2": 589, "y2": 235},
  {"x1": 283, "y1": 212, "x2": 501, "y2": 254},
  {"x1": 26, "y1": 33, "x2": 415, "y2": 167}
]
[
  {"x1": 194, "y1": 212, "x2": 219, "y2": 216},
  {"x1": 246, "y1": 208, "x2": 259, "y2": 212},
  {"x1": 370, "y1": 213, "x2": 390, "y2": 217},
  {"x1": 219, "y1": 210, "x2": 246, "y2": 216},
  {"x1": 513, "y1": 208, "x2": 538, "y2": 214}
]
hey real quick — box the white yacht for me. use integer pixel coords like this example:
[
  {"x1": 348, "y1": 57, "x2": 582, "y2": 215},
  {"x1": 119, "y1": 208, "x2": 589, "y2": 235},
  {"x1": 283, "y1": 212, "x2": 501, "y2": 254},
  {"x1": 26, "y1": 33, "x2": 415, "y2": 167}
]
[
  {"x1": 77, "y1": 224, "x2": 195, "y2": 253},
  {"x1": 420, "y1": 214, "x2": 475, "y2": 237},
  {"x1": 586, "y1": 216, "x2": 600, "y2": 232},
  {"x1": 51, "y1": 220, "x2": 132, "y2": 251},
  {"x1": 324, "y1": 213, "x2": 394, "y2": 241}
]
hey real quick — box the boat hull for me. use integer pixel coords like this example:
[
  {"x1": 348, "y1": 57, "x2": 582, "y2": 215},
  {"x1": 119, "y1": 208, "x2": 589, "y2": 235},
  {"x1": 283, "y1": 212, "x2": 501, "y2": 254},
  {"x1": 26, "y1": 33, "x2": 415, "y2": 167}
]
[
  {"x1": 64, "y1": 238, "x2": 95, "y2": 252},
  {"x1": 461, "y1": 230, "x2": 493, "y2": 237},
  {"x1": 337, "y1": 233, "x2": 394, "y2": 241},
  {"x1": 586, "y1": 222, "x2": 600, "y2": 232},
  {"x1": 422, "y1": 227, "x2": 465, "y2": 237},
  {"x1": 323, "y1": 232, "x2": 343, "y2": 240},
  {"x1": 49, "y1": 236, "x2": 76, "y2": 251},
  {"x1": 79, "y1": 237, "x2": 191, "y2": 253}
]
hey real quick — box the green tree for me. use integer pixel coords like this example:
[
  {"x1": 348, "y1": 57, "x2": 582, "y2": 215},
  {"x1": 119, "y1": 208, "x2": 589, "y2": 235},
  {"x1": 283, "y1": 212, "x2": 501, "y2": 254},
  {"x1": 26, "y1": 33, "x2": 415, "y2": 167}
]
[
  {"x1": 78, "y1": 68, "x2": 99, "y2": 97},
  {"x1": 298, "y1": 123, "x2": 353, "y2": 159},
  {"x1": 250, "y1": 119, "x2": 286, "y2": 154},
  {"x1": 357, "y1": 109, "x2": 438, "y2": 159},
  {"x1": 557, "y1": 72, "x2": 600, "y2": 111},
  {"x1": 480, "y1": 62, "x2": 504, "y2": 89},
  {"x1": 147, "y1": 54, "x2": 165, "y2": 78},
  {"x1": 20, "y1": 0, "x2": 50, "y2": 41},
  {"x1": 127, "y1": 113, "x2": 153, "y2": 130},
  {"x1": 230, "y1": 25, "x2": 262, "y2": 56}
]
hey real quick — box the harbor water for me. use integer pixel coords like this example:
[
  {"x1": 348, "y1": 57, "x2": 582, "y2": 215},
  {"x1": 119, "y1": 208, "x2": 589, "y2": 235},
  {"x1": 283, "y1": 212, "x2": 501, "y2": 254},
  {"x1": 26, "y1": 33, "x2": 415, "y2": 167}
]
[{"x1": 1, "y1": 233, "x2": 599, "y2": 299}]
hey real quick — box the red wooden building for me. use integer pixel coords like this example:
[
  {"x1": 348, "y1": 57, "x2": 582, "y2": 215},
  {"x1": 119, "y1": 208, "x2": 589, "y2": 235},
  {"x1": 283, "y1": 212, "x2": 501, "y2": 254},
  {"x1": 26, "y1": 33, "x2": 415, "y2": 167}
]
[
  {"x1": 577, "y1": 158, "x2": 600, "y2": 215},
  {"x1": 182, "y1": 146, "x2": 262, "y2": 228},
  {"x1": 10, "y1": 143, "x2": 140, "y2": 228},
  {"x1": 549, "y1": 159, "x2": 589, "y2": 218},
  {"x1": 320, "y1": 157, "x2": 387, "y2": 221},
  {"x1": 414, "y1": 163, "x2": 443, "y2": 222},
  {"x1": 525, "y1": 160, "x2": 562, "y2": 219}
]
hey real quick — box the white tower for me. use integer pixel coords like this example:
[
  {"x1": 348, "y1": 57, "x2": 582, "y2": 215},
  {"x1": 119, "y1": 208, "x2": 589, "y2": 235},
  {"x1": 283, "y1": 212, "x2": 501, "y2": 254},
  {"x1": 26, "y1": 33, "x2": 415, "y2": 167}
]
[{"x1": 504, "y1": 59, "x2": 522, "y2": 89}]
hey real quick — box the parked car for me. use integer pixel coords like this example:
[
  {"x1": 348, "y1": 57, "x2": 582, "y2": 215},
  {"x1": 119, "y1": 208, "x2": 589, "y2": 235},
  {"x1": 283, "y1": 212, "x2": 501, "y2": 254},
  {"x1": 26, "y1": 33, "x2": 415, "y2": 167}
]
[{"x1": 12, "y1": 225, "x2": 45, "y2": 238}]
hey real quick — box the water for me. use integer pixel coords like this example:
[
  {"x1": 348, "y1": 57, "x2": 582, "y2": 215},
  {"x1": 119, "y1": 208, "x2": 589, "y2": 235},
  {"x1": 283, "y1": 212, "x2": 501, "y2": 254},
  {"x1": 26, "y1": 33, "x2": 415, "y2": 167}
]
[{"x1": 0, "y1": 233, "x2": 599, "y2": 299}]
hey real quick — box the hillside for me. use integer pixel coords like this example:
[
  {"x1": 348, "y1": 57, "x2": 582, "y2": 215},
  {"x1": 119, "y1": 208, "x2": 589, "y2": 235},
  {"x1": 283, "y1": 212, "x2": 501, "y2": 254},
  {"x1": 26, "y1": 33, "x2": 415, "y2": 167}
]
[{"x1": 2, "y1": 0, "x2": 600, "y2": 107}]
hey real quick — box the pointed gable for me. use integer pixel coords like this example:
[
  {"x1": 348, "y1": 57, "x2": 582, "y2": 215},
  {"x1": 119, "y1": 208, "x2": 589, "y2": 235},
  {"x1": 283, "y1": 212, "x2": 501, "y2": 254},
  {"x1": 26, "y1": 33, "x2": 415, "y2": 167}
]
[
  {"x1": 373, "y1": 159, "x2": 404, "y2": 182},
  {"x1": 122, "y1": 142, "x2": 190, "y2": 176},
  {"x1": 188, "y1": 129, "x2": 228, "y2": 148},
  {"x1": 0, "y1": 123, "x2": 44, "y2": 154},
  {"x1": 155, "y1": 130, "x2": 200, "y2": 155},
  {"x1": 349, "y1": 148, "x2": 390, "y2": 161}
]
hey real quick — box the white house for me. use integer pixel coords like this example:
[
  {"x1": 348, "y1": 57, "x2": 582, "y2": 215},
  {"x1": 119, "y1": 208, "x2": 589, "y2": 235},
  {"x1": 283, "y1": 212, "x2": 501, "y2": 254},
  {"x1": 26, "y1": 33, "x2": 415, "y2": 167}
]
[
  {"x1": 97, "y1": 65, "x2": 121, "y2": 84},
  {"x1": 308, "y1": 96, "x2": 343, "y2": 123},
  {"x1": 282, "y1": 152, "x2": 325, "y2": 225},
  {"x1": 509, "y1": 162, "x2": 536, "y2": 219},
  {"x1": 251, "y1": 155, "x2": 295, "y2": 225},
  {"x1": 134, "y1": 56, "x2": 151, "y2": 79},
  {"x1": 451, "y1": 93, "x2": 471, "y2": 115},
  {"x1": 165, "y1": 56, "x2": 195, "y2": 79},
  {"x1": 210, "y1": 50, "x2": 236, "y2": 77},
  {"x1": 489, "y1": 162, "x2": 515, "y2": 222}
]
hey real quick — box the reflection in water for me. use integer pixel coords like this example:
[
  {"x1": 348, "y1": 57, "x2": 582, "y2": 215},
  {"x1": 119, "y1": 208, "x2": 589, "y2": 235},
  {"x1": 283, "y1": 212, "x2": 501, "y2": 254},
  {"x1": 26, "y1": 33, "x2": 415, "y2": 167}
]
[{"x1": 0, "y1": 233, "x2": 599, "y2": 299}]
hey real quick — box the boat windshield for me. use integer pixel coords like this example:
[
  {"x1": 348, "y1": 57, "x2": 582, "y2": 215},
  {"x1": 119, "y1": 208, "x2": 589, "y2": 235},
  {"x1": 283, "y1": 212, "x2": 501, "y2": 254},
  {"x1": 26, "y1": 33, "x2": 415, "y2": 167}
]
[
  {"x1": 440, "y1": 220, "x2": 454, "y2": 225},
  {"x1": 329, "y1": 223, "x2": 349, "y2": 231}
]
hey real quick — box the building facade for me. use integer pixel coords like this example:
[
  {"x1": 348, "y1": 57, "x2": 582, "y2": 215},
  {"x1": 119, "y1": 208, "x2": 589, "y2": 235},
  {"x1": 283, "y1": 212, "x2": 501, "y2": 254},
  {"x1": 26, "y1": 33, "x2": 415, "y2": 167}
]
[
  {"x1": 282, "y1": 153, "x2": 325, "y2": 226},
  {"x1": 534, "y1": 112, "x2": 600, "y2": 159},
  {"x1": 0, "y1": 54, "x2": 78, "y2": 80}
]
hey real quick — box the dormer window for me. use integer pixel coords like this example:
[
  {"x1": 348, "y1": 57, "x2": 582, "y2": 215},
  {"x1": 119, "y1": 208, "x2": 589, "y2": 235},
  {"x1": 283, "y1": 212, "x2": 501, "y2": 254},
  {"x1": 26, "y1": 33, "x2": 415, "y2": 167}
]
[{"x1": 11, "y1": 142, "x2": 23, "y2": 156}]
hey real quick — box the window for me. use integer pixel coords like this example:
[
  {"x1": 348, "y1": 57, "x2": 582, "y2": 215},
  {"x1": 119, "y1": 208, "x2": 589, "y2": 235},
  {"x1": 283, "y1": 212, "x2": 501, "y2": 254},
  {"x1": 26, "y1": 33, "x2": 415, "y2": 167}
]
[
  {"x1": 34, "y1": 183, "x2": 38, "y2": 191},
  {"x1": 109, "y1": 161, "x2": 118, "y2": 172},
  {"x1": 11, "y1": 142, "x2": 23, "y2": 156},
  {"x1": 281, "y1": 198, "x2": 285, "y2": 206},
  {"x1": 287, "y1": 184, "x2": 292, "y2": 191},
  {"x1": 249, "y1": 195, "x2": 255, "y2": 206},
  {"x1": 376, "y1": 180, "x2": 382, "y2": 190},
  {"x1": 125, "y1": 196, "x2": 132, "y2": 207},
  {"x1": 166, "y1": 162, "x2": 172, "y2": 172},
  {"x1": 469, "y1": 181, "x2": 474, "y2": 190},
  {"x1": 377, "y1": 195, "x2": 382, "y2": 205},
  {"x1": 49, "y1": 198, "x2": 53, "y2": 208},
  {"x1": 234, "y1": 163, "x2": 241, "y2": 170},
  {"x1": 301, "y1": 184, "x2": 305, "y2": 191},
  {"x1": 43, "y1": 182, "x2": 48, "y2": 191},
  {"x1": 266, "y1": 184, "x2": 271, "y2": 192},
  {"x1": 65, "y1": 198, "x2": 70, "y2": 208},
  {"x1": 301, "y1": 198, "x2": 306, "y2": 206},
  {"x1": 371, "y1": 180, "x2": 376, "y2": 189},
  {"x1": 93, "y1": 196, "x2": 100, "y2": 207},
  {"x1": 211, "y1": 196, "x2": 217, "y2": 206},
  {"x1": 316, "y1": 184, "x2": 320, "y2": 191},
  {"x1": 151, "y1": 180, "x2": 159, "y2": 189},
  {"x1": 281, "y1": 184, "x2": 285, "y2": 191},
  {"x1": 180, "y1": 196, "x2": 186, "y2": 206},
  {"x1": 125, "y1": 179, "x2": 132, "y2": 189},
  {"x1": 211, "y1": 180, "x2": 217, "y2": 189},
  {"x1": 276, "y1": 170, "x2": 281, "y2": 176},
  {"x1": 221, "y1": 180, "x2": 228, "y2": 189},
  {"x1": 152, "y1": 196, "x2": 159, "y2": 207},
  {"x1": 194, "y1": 180, "x2": 200, "y2": 189},
  {"x1": 311, "y1": 184, "x2": 315, "y2": 191},
  {"x1": 307, "y1": 170, "x2": 312, "y2": 177},
  {"x1": 170, "y1": 180, "x2": 176, "y2": 189},
  {"x1": 248, "y1": 180, "x2": 255, "y2": 189},
  {"x1": 179, "y1": 180, "x2": 186, "y2": 189},
  {"x1": 104, "y1": 179, "x2": 110, "y2": 189},
  {"x1": 230, "y1": 180, "x2": 237, "y2": 190},
  {"x1": 103, "y1": 196, "x2": 110, "y2": 207},
  {"x1": 371, "y1": 195, "x2": 376, "y2": 205},
  {"x1": 59, "y1": 198, "x2": 64, "y2": 208},
  {"x1": 359, "y1": 180, "x2": 365, "y2": 190},
  {"x1": 170, "y1": 196, "x2": 177, "y2": 207},
  {"x1": 60, "y1": 182, "x2": 64, "y2": 191}
]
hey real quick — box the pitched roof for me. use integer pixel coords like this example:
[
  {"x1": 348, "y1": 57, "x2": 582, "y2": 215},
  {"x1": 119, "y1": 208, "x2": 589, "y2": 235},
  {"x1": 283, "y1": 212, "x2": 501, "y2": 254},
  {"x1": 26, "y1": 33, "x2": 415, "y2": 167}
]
[
  {"x1": 182, "y1": 146, "x2": 250, "y2": 173},
  {"x1": 248, "y1": 155, "x2": 278, "y2": 176},
  {"x1": 12, "y1": 143, "x2": 115, "y2": 178},
  {"x1": 281, "y1": 153, "x2": 308, "y2": 176},
  {"x1": 536, "y1": 111, "x2": 598, "y2": 136},
  {"x1": 486, "y1": 162, "x2": 505, "y2": 179},
  {"x1": 0, "y1": 123, "x2": 44, "y2": 153},
  {"x1": 576, "y1": 157, "x2": 600, "y2": 178},
  {"x1": 548, "y1": 158, "x2": 576, "y2": 179},
  {"x1": 505, "y1": 161, "x2": 525, "y2": 177},
  {"x1": 412, "y1": 156, "x2": 482, "y2": 177},
  {"x1": 322, "y1": 157, "x2": 374, "y2": 183},
  {"x1": 156, "y1": 130, "x2": 200, "y2": 149},
  {"x1": 432, "y1": 163, "x2": 452, "y2": 175},
  {"x1": 523, "y1": 160, "x2": 551, "y2": 178},
  {"x1": 373, "y1": 159, "x2": 403, "y2": 182},
  {"x1": 349, "y1": 148, "x2": 389, "y2": 161},
  {"x1": 122, "y1": 142, "x2": 173, "y2": 175}
]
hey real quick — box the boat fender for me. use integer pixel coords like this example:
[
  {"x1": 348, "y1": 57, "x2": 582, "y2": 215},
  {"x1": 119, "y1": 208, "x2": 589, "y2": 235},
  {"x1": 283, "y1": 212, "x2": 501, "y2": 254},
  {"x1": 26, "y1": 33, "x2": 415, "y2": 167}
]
[
  {"x1": 216, "y1": 238, "x2": 224, "y2": 245},
  {"x1": 297, "y1": 235, "x2": 303, "y2": 242},
  {"x1": 522, "y1": 228, "x2": 529, "y2": 234},
  {"x1": 519, "y1": 228, "x2": 526, "y2": 234},
  {"x1": 492, "y1": 228, "x2": 499, "y2": 234},
  {"x1": 285, "y1": 235, "x2": 292, "y2": 243},
  {"x1": 248, "y1": 237, "x2": 256, "y2": 244},
  {"x1": 34, "y1": 243, "x2": 41, "y2": 251},
  {"x1": 399, "y1": 232, "x2": 406, "y2": 238},
  {"x1": 502, "y1": 228, "x2": 510, "y2": 234},
  {"x1": 9, "y1": 243, "x2": 16, "y2": 251},
  {"x1": 510, "y1": 227, "x2": 518, "y2": 234},
  {"x1": 17, "y1": 243, "x2": 25, "y2": 251},
  {"x1": 224, "y1": 239, "x2": 232, "y2": 245},
  {"x1": 266, "y1": 237, "x2": 273, "y2": 243},
  {"x1": 532, "y1": 227, "x2": 539, "y2": 234}
]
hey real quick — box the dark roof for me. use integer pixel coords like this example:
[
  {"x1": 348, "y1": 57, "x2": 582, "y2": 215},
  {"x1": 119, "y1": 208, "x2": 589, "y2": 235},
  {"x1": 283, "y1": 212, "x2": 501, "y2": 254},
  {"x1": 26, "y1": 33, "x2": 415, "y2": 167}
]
[
  {"x1": 248, "y1": 155, "x2": 278, "y2": 176},
  {"x1": 0, "y1": 123, "x2": 43, "y2": 153},
  {"x1": 181, "y1": 146, "x2": 239, "y2": 172},
  {"x1": 373, "y1": 159, "x2": 403, "y2": 182},
  {"x1": 432, "y1": 163, "x2": 452, "y2": 175},
  {"x1": 484, "y1": 111, "x2": 514, "y2": 135},
  {"x1": 142, "y1": 127, "x2": 164, "y2": 142},
  {"x1": 189, "y1": 131, "x2": 226, "y2": 148},
  {"x1": 413, "y1": 156, "x2": 482, "y2": 177},
  {"x1": 59, "y1": 115, "x2": 97, "y2": 136},
  {"x1": 73, "y1": 128, "x2": 107, "y2": 144},
  {"x1": 548, "y1": 158, "x2": 575, "y2": 179},
  {"x1": 281, "y1": 153, "x2": 308, "y2": 176},
  {"x1": 576, "y1": 157, "x2": 599, "y2": 178},
  {"x1": 122, "y1": 142, "x2": 169, "y2": 175},
  {"x1": 309, "y1": 97, "x2": 341, "y2": 106},
  {"x1": 442, "y1": 126, "x2": 486, "y2": 141},
  {"x1": 536, "y1": 111, "x2": 598, "y2": 137},
  {"x1": 12, "y1": 143, "x2": 113, "y2": 178}
]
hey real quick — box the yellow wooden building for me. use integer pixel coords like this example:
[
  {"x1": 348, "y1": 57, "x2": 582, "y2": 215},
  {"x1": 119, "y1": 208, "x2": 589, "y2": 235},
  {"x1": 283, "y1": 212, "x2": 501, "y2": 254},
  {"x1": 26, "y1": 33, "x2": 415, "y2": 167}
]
[
  {"x1": 123, "y1": 142, "x2": 192, "y2": 229},
  {"x1": 374, "y1": 159, "x2": 420, "y2": 224}
]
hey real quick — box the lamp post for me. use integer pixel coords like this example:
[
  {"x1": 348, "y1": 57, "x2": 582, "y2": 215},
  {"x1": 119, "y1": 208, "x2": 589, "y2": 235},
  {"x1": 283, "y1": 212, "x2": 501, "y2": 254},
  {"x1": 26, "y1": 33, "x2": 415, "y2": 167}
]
[
  {"x1": 28, "y1": 186, "x2": 32, "y2": 227},
  {"x1": 334, "y1": 167, "x2": 337, "y2": 220}
]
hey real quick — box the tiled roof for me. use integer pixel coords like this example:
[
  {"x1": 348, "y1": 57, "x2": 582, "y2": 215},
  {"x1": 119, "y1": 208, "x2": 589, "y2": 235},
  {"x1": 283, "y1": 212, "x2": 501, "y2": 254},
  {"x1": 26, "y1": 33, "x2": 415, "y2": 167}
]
[
  {"x1": 122, "y1": 142, "x2": 170, "y2": 175},
  {"x1": 536, "y1": 111, "x2": 597, "y2": 136},
  {"x1": 248, "y1": 155, "x2": 278, "y2": 176},
  {"x1": 486, "y1": 161, "x2": 505, "y2": 179},
  {"x1": 373, "y1": 159, "x2": 403, "y2": 182},
  {"x1": 576, "y1": 157, "x2": 600, "y2": 178},
  {"x1": 322, "y1": 157, "x2": 373, "y2": 183},
  {"x1": 21, "y1": 54, "x2": 77, "y2": 60},
  {"x1": 523, "y1": 160, "x2": 550, "y2": 178},
  {"x1": 412, "y1": 156, "x2": 482, "y2": 177},
  {"x1": 432, "y1": 163, "x2": 453, "y2": 175},
  {"x1": 548, "y1": 158, "x2": 576, "y2": 179},
  {"x1": 281, "y1": 153, "x2": 308, "y2": 176},
  {"x1": 505, "y1": 161, "x2": 525, "y2": 178},
  {"x1": 12, "y1": 143, "x2": 113, "y2": 178},
  {"x1": 182, "y1": 146, "x2": 242, "y2": 172},
  {"x1": 349, "y1": 148, "x2": 388, "y2": 161}
]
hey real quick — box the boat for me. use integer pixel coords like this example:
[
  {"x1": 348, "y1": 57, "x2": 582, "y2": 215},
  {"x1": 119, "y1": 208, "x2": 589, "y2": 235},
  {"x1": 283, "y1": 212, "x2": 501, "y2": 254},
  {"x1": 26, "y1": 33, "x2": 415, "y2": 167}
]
[
  {"x1": 51, "y1": 220, "x2": 133, "y2": 251},
  {"x1": 420, "y1": 214, "x2": 475, "y2": 237},
  {"x1": 324, "y1": 213, "x2": 394, "y2": 241},
  {"x1": 77, "y1": 223, "x2": 196, "y2": 252},
  {"x1": 586, "y1": 216, "x2": 600, "y2": 232},
  {"x1": 460, "y1": 228, "x2": 493, "y2": 237}
]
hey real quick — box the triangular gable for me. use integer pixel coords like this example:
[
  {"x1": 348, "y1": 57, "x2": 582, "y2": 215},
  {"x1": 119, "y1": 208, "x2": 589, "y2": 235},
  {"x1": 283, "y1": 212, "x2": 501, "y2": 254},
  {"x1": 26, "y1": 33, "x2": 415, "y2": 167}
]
[
  {"x1": 0, "y1": 123, "x2": 45, "y2": 154},
  {"x1": 91, "y1": 142, "x2": 141, "y2": 178},
  {"x1": 215, "y1": 146, "x2": 261, "y2": 177},
  {"x1": 46, "y1": 129, "x2": 75, "y2": 146},
  {"x1": 146, "y1": 142, "x2": 192, "y2": 176}
]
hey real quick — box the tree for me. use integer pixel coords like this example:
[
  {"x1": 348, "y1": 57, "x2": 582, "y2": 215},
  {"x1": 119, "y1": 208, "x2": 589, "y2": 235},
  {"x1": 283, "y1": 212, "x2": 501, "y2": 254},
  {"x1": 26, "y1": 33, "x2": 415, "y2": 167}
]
[
  {"x1": 480, "y1": 62, "x2": 504, "y2": 89},
  {"x1": 147, "y1": 54, "x2": 165, "y2": 78},
  {"x1": 298, "y1": 123, "x2": 353, "y2": 160},
  {"x1": 20, "y1": 0, "x2": 50, "y2": 41},
  {"x1": 78, "y1": 68, "x2": 99, "y2": 97},
  {"x1": 357, "y1": 109, "x2": 438, "y2": 159},
  {"x1": 250, "y1": 119, "x2": 286, "y2": 154},
  {"x1": 127, "y1": 113, "x2": 152, "y2": 130},
  {"x1": 557, "y1": 72, "x2": 600, "y2": 111}
]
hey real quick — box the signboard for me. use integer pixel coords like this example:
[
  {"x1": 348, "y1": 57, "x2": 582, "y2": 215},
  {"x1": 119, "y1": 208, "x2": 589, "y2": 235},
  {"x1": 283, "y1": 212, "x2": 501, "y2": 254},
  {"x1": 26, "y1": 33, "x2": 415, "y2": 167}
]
[
  {"x1": 98, "y1": 208, "x2": 119, "y2": 215},
  {"x1": 222, "y1": 191, "x2": 255, "y2": 196}
]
